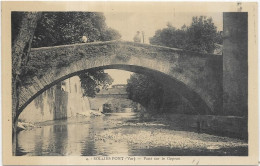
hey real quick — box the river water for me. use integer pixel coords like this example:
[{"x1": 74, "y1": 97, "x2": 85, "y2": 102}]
[{"x1": 16, "y1": 112, "x2": 248, "y2": 156}]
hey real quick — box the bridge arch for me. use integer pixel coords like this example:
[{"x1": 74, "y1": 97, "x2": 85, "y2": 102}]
[{"x1": 17, "y1": 41, "x2": 222, "y2": 120}]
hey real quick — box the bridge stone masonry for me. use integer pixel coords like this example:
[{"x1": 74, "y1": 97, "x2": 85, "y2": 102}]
[{"x1": 17, "y1": 40, "x2": 223, "y2": 119}]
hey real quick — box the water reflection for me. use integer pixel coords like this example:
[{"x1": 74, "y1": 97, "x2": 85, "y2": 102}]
[
  {"x1": 16, "y1": 113, "x2": 248, "y2": 156},
  {"x1": 17, "y1": 113, "x2": 135, "y2": 156}
]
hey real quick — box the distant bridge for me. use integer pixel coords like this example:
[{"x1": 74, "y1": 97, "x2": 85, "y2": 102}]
[
  {"x1": 95, "y1": 84, "x2": 127, "y2": 97},
  {"x1": 89, "y1": 85, "x2": 128, "y2": 110}
]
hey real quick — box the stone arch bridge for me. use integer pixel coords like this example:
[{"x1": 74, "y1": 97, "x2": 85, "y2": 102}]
[{"x1": 17, "y1": 40, "x2": 222, "y2": 120}]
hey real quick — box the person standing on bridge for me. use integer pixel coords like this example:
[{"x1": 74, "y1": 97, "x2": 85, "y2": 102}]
[
  {"x1": 81, "y1": 35, "x2": 88, "y2": 43},
  {"x1": 133, "y1": 31, "x2": 141, "y2": 43}
]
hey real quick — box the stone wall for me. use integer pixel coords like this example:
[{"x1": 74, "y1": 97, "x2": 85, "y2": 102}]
[
  {"x1": 223, "y1": 13, "x2": 248, "y2": 116},
  {"x1": 18, "y1": 84, "x2": 67, "y2": 123},
  {"x1": 165, "y1": 114, "x2": 247, "y2": 140},
  {"x1": 62, "y1": 76, "x2": 91, "y2": 117},
  {"x1": 54, "y1": 83, "x2": 68, "y2": 120},
  {"x1": 18, "y1": 76, "x2": 90, "y2": 123}
]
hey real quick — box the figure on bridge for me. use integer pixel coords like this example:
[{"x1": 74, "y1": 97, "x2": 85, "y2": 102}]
[
  {"x1": 81, "y1": 36, "x2": 88, "y2": 43},
  {"x1": 133, "y1": 31, "x2": 141, "y2": 43}
]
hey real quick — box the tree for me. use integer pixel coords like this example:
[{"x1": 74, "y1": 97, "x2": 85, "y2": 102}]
[
  {"x1": 150, "y1": 23, "x2": 187, "y2": 49},
  {"x1": 13, "y1": 12, "x2": 121, "y2": 97},
  {"x1": 186, "y1": 16, "x2": 217, "y2": 53},
  {"x1": 126, "y1": 73, "x2": 195, "y2": 115},
  {"x1": 31, "y1": 12, "x2": 121, "y2": 48},
  {"x1": 126, "y1": 73, "x2": 164, "y2": 113},
  {"x1": 149, "y1": 16, "x2": 222, "y2": 54},
  {"x1": 11, "y1": 11, "x2": 42, "y2": 155},
  {"x1": 11, "y1": 12, "x2": 120, "y2": 153},
  {"x1": 78, "y1": 70, "x2": 114, "y2": 97},
  {"x1": 215, "y1": 31, "x2": 223, "y2": 45},
  {"x1": 102, "y1": 27, "x2": 122, "y2": 41},
  {"x1": 31, "y1": 12, "x2": 120, "y2": 96}
]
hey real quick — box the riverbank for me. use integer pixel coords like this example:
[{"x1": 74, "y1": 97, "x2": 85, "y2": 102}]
[
  {"x1": 94, "y1": 113, "x2": 248, "y2": 156},
  {"x1": 94, "y1": 126, "x2": 247, "y2": 156},
  {"x1": 136, "y1": 113, "x2": 248, "y2": 140},
  {"x1": 16, "y1": 112, "x2": 248, "y2": 156},
  {"x1": 18, "y1": 110, "x2": 103, "y2": 130},
  {"x1": 18, "y1": 112, "x2": 248, "y2": 141}
]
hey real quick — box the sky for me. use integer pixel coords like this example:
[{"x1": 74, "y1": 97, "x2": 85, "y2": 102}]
[
  {"x1": 104, "y1": 12, "x2": 223, "y2": 43},
  {"x1": 105, "y1": 69, "x2": 132, "y2": 85},
  {"x1": 104, "y1": 12, "x2": 223, "y2": 85}
]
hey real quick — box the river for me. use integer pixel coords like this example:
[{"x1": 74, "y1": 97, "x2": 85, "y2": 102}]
[{"x1": 16, "y1": 112, "x2": 248, "y2": 156}]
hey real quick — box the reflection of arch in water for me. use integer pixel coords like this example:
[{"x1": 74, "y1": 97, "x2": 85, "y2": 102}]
[{"x1": 17, "y1": 63, "x2": 214, "y2": 121}]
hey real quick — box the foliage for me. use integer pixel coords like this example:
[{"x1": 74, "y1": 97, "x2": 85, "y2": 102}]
[
  {"x1": 11, "y1": 12, "x2": 42, "y2": 153},
  {"x1": 126, "y1": 73, "x2": 195, "y2": 114},
  {"x1": 186, "y1": 16, "x2": 217, "y2": 53},
  {"x1": 150, "y1": 16, "x2": 222, "y2": 53},
  {"x1": 126, "y1": 73, "x2": 164, "y2": 113},
  {"x1": 215, "y1": 31, "x2": 223, "y2": 45},
  {"x1": 11, "y1": 12, "x2": 25, "y2": 45},
  {"x1": 12, "y1": 12, "x2": 122, "y2": 57},
  {"x1": 150, "y1": 23, "x2": 187, "y2": 49},
  {"x1": 12, "y1": 12, "x2": 120, "y2": 97},
  {"x1": 31, "y1": 12, "x2": 121, "y2": 47},
  {"x1": 102, "y1": 27, "x2": 122, "y2": 41},
  {"x1": 78, "y1": 70, "x2": 114, "y2": 97}
]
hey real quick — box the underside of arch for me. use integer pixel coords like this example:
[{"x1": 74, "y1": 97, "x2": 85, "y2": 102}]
[{"x1": 16, "y1": 64, "x2": 211, "y2": 121}]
